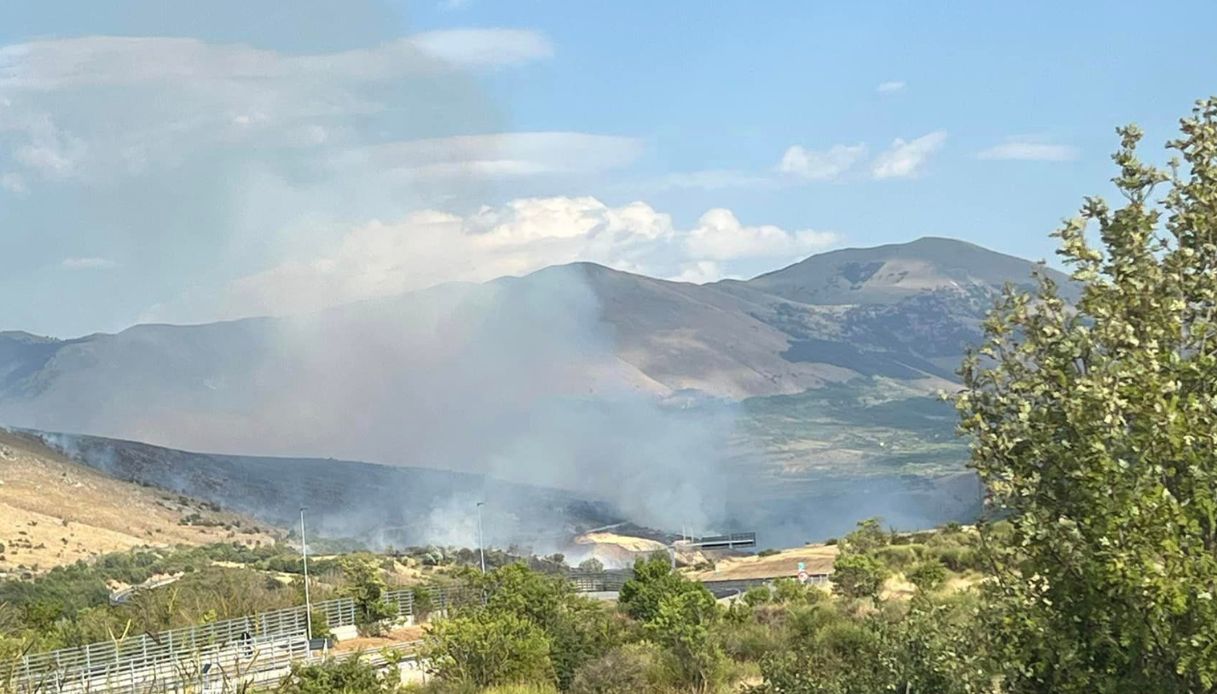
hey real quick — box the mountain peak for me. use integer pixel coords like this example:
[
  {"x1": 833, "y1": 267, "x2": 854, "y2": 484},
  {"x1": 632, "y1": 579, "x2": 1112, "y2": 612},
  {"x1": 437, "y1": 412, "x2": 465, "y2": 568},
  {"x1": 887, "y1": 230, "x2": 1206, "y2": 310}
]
[{"x1": 741, "y1": 235, "x2": 1060, "y2": 306}]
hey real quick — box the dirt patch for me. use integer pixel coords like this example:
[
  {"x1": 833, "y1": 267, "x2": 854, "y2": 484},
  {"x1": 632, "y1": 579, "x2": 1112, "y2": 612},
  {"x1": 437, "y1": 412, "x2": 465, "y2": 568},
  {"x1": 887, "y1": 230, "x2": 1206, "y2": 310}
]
[
  {"x1": 685, "y1": 544, "x2": 838, "y2": 582},
  {"x1": 331, "y1": 625, "x2": 427, "y2": 653}
]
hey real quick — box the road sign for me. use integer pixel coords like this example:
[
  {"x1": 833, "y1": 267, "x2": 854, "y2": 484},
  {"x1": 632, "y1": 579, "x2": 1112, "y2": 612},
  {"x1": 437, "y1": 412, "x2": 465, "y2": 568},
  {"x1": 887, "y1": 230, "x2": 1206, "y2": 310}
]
[{"x1": 797, "y1": 570, "x2": 809, "y2": 584}]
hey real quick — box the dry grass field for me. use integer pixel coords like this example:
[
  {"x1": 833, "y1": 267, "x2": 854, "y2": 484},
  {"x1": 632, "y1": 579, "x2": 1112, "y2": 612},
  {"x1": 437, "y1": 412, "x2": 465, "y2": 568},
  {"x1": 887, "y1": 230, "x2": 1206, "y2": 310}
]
[{"x1": 0, "y1": 428, "x2": 275, "y2": 575}]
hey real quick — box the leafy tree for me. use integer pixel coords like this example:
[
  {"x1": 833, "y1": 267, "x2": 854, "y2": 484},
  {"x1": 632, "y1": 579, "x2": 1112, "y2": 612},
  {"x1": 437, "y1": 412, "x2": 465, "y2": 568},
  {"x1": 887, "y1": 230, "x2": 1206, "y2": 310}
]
[
  {"x1": 340, "y1": 554, "x2": 396, "y2": 633},
  {"x1": 831, "y1": 553, "x2": 887, "y2": 601},
  {"x1": 423, "y1": 609, "x2": 555, "y2": 688},
  {"x1": 618, "y1": 555, "x2": 687, "y2": 623},
  {"x1": 841, "y1": 518, "x2": 888, "y2": 555},
  {"x1": 957, "y1": 98, "x2": 1217, "y2": 692},
  {"x1": 645, "y1": 585, "x2": 725, "y2": 694},
  {"x1": 575, "y1": 558, "x2": 604, "y2": 573}
]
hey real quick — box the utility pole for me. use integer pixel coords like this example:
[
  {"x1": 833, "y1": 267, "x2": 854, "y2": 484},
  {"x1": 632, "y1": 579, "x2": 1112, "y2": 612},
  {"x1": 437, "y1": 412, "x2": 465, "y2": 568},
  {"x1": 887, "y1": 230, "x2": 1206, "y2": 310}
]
[
  {"x1": 300, "y1": 507, "x2": 313, "y2": 640},
  {"x1": 476, "y1": 501, "x2": 486, "y2": 574}
]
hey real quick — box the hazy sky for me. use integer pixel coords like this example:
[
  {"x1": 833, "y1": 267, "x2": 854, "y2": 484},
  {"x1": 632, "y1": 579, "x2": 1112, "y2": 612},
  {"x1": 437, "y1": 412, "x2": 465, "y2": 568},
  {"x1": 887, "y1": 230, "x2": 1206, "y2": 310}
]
[{"x1": 2, "y1": 0, "x2": 1215, "y2": 337}]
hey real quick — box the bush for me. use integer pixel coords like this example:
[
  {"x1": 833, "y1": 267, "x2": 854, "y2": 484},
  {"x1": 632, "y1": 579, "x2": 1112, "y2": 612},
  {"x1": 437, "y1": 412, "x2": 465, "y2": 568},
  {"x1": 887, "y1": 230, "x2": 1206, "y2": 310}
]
[
  {"x1": 831, "y1": 554, "x2": 887, "y2": 601},
  {"x1": 741, "y1": 585, "x2": 771, "y2": 607},
  {"x1": 645, "y1": 583, "x2": 727, "y2": 693},
  {"x1": 423, "y1": 609, "x2": 554, "y2": 688},
  {"x1": 717, "y1": 619, "x2": 782, "y2": 663},
  {"x1": 873, "y1": 544, "x2": 920, "y2": 570},
  {"x1": 906, "y1": 560, "x2": 948, "y2": 592},
  {"x1": 569, "y1": 643, "x2": 663, "y2": 694},
  {"x1": 278, "y1": 656, "x2": 396, "y2": 694},
  {"x1": 771, "y1": 578, "x2": 824, "y2": 606}
]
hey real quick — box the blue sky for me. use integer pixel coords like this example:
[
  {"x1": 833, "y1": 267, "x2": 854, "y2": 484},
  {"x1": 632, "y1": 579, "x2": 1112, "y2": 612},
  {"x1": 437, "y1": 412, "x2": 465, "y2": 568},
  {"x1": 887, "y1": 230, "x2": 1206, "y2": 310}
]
[{"x1": 2, "y1": 1, "x2": 1215, "y2": 336}]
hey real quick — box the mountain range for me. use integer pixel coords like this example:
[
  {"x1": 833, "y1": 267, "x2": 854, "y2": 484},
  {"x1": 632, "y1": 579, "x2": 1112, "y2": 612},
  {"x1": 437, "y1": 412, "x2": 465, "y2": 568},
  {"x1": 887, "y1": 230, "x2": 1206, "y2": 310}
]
[{"x1": 0, "y1": 237, "x2": 1065, "y2": 542}]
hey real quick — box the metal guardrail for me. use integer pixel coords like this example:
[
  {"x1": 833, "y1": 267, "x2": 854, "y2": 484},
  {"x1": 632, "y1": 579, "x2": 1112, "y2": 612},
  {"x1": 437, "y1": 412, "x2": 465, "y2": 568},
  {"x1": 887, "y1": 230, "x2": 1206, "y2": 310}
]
[
  {"x1": 6, "y1": 587, "x2": 452, "y2": 693},
  {"x1": 9, "y1": 568, "x2": 818, "y2": 692}
]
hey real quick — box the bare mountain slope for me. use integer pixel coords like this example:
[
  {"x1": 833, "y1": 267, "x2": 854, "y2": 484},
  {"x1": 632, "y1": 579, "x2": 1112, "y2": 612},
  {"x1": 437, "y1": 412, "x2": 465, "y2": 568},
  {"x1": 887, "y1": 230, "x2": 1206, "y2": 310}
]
[
  {"x1": 736, "y1": 236, "x2": 1067, "y2": 305},
  {"x1": 0, "y1": 237, "x2": 1051, "y2": 516},
  {"x1": 0, "y1": 427, "x2": 274, "y2": 575}
]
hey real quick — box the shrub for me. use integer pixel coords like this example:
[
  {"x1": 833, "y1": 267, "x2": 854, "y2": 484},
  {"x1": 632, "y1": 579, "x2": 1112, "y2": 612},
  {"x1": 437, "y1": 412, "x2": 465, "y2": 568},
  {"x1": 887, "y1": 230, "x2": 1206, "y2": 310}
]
[
  {"x1": 873, "y1": 544, "x2": 919, "y2": 570},
  {"x1": 423, "y1": 610, "x2": 554, "y2": 688},
  {"x1": 717, "y1": 619, "x2": 782, "y2": 663},
  {"x1": 569, "y1": 643, "x2": 663, "y2": 694},
  {"x1": 906, "y1": 560, "x2": 948, "y2": 592},
  {"x1": 278, "y1": 656, "x2": 395, "y2": 694},
  {"x1": 771, "y1": 578, "x2": 824, "y2": 606},
  {"x1": 741, "y1": 585, "x2": 771, "y2": 607},
  {"x1": 831, "y1": 554, "x2": 887, "y2": 601}
]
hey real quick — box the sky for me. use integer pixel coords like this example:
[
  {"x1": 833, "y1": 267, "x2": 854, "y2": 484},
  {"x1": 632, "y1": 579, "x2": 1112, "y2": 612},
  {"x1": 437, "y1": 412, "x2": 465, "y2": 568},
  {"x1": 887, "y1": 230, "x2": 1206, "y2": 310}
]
[{"x1": 2, "y1": 1, "x2": 1215, "y2": 337}]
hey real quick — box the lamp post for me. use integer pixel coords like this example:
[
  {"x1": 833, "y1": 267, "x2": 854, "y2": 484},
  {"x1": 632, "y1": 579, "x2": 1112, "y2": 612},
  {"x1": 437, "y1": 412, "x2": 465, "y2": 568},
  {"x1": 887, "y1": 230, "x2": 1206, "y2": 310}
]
[
  {"x1": 476, "y1": 501, "x2": 486, "y2": 574},
  {"x1": 300, "y1": 507, "x2": 313, "y2": 639}
]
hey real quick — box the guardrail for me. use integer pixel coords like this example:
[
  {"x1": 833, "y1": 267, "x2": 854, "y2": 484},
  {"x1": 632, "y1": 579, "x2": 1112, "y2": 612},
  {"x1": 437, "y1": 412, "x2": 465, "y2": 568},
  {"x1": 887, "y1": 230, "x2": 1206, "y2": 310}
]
[
  {"x1": 4, "y1": 586, "x2": 476, "y2": 694},
  {"x1": 8, "y1": 568, "x2": 817, "y2": 692}
]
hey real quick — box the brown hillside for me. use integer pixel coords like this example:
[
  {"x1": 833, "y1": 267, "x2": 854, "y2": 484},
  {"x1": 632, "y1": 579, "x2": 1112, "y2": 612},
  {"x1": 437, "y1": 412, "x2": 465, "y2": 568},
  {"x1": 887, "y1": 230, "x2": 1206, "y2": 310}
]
[{"x1": 0, "y1": 428, "x2": 275, "y2": 576}]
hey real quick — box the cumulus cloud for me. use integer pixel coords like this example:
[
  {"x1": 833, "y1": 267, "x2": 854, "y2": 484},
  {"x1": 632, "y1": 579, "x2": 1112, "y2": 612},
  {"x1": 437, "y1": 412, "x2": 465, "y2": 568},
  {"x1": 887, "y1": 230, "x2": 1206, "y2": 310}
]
[
  {"x1": 204, "y1": 197, "x2": 837, "y2": 318},
  {"x1": 777, "y1": 143, "x2": 867, "y2": 181},
  {"x1": 62, "y1": 257, "x2": 117, "y2": 270},
  {"x1": 978, "y1": 137, "x2": 1078, "y2": 162},
  {"x1": 876, "y1": 80, "x2": 906, "y2": 93},
  {"x1": 686, "y1": 209, "x2": 837, "y2": 261},
  {"x1": 871, "y1": 130, "x2": 947, "y2": 179}
]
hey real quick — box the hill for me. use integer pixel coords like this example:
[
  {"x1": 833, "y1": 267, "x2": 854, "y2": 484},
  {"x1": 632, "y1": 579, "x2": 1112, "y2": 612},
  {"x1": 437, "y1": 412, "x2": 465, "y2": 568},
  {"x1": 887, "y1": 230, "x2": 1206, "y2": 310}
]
[
  {"x1": 0, "y1": 427, "x2": 275, "y2": 575},
  {"x1": 0, "y1": 237, "x2": 1052, "y2": 542},
  {"x1": 20, "y1": 429, "x2": 620, "y2": 550}
]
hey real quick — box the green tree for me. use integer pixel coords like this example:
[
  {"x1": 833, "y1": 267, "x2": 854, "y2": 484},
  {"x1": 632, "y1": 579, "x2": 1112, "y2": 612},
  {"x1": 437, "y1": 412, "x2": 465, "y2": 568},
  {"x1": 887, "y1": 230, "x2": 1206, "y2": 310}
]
[
  {"x1": 618, "y1": 554, "x2": 686, "y2": 623},
  {"x1": 646, "y1": 585, "x2": 726, "y2": 694},
  {"x1": 841, "y1": 518, "x2": 889, "y2": 555},
  {"x1": 461, "y1": 563, "x2": 627, "y2": 690},
  {"x1": 957, "y1": 98, "x2": 1217, "y2": 692},
  {"x1": 340, "y1": 554, "x2": 396, "y2": 633},
  {"x1": 422, "y1": 609, "x2": 555, "y2": 688},
  {"x1": 831, "y1": 554, "x2": 887, "y2": 601}
]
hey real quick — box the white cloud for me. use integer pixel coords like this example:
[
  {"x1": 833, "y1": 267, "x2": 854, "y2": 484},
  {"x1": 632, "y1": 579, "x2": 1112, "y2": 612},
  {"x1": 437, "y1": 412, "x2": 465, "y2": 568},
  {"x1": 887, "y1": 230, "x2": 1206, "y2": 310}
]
[
  {"x1": 336, "y1": 132, "x2": 643, "y2": 179},
  {"x1": 671, "y1": 261, "x2": 724, "y2": 284},
  {"x1": 62, "y1": 257, "x2": 117, "y2": 270},
  {"x1": 409, "y1": 29, "x2": 552, "y2": 68},
  {"x1": 876, "y1": 80, "x2": 906, "y2": 93},
  {"x1": 685, "y1": 208, "x2": 837, "y2": 261},
  {"x1": 0, "y1": 32, "x2": 554, "y2": 184},
  {"x1": 777, "y1": 143, "x2": 867, "y2": 181},
  {"x1": 871, "y1": 130, "x2": 947, "y2": 179},
  {"x1": 211, "y1": 197, "x2": 839, "y2": 318},
  {"x1": 978, "y1": 138, "x2": 1078, "y2": 162}
]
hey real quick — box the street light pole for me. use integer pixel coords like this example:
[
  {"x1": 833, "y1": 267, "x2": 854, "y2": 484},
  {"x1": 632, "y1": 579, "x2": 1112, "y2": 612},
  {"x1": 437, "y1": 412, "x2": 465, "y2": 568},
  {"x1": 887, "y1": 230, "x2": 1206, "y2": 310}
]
[
  {"x1": 476, "y1": 501, "x2": 486, "y2": 574},
  {"x1": 300, "y1": 507, "x2": 313, "y2": 639}
]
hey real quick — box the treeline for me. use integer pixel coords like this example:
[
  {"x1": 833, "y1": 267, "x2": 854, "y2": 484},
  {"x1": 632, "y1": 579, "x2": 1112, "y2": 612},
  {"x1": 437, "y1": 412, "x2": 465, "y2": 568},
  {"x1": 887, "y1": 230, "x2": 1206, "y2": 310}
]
[{"x1": 275, "y1": 521, "x2": 986, "y2": 694}]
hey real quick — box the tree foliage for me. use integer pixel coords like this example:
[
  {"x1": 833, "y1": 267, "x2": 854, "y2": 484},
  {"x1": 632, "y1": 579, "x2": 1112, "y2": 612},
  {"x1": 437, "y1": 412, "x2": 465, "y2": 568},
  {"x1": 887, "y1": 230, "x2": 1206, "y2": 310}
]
[
  {"x1": 957, "y1": 97, "x2": 1217, "y2": 692},
  {"x1": 831, "y1": 553, "x2": 887, "y2": 601}
]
